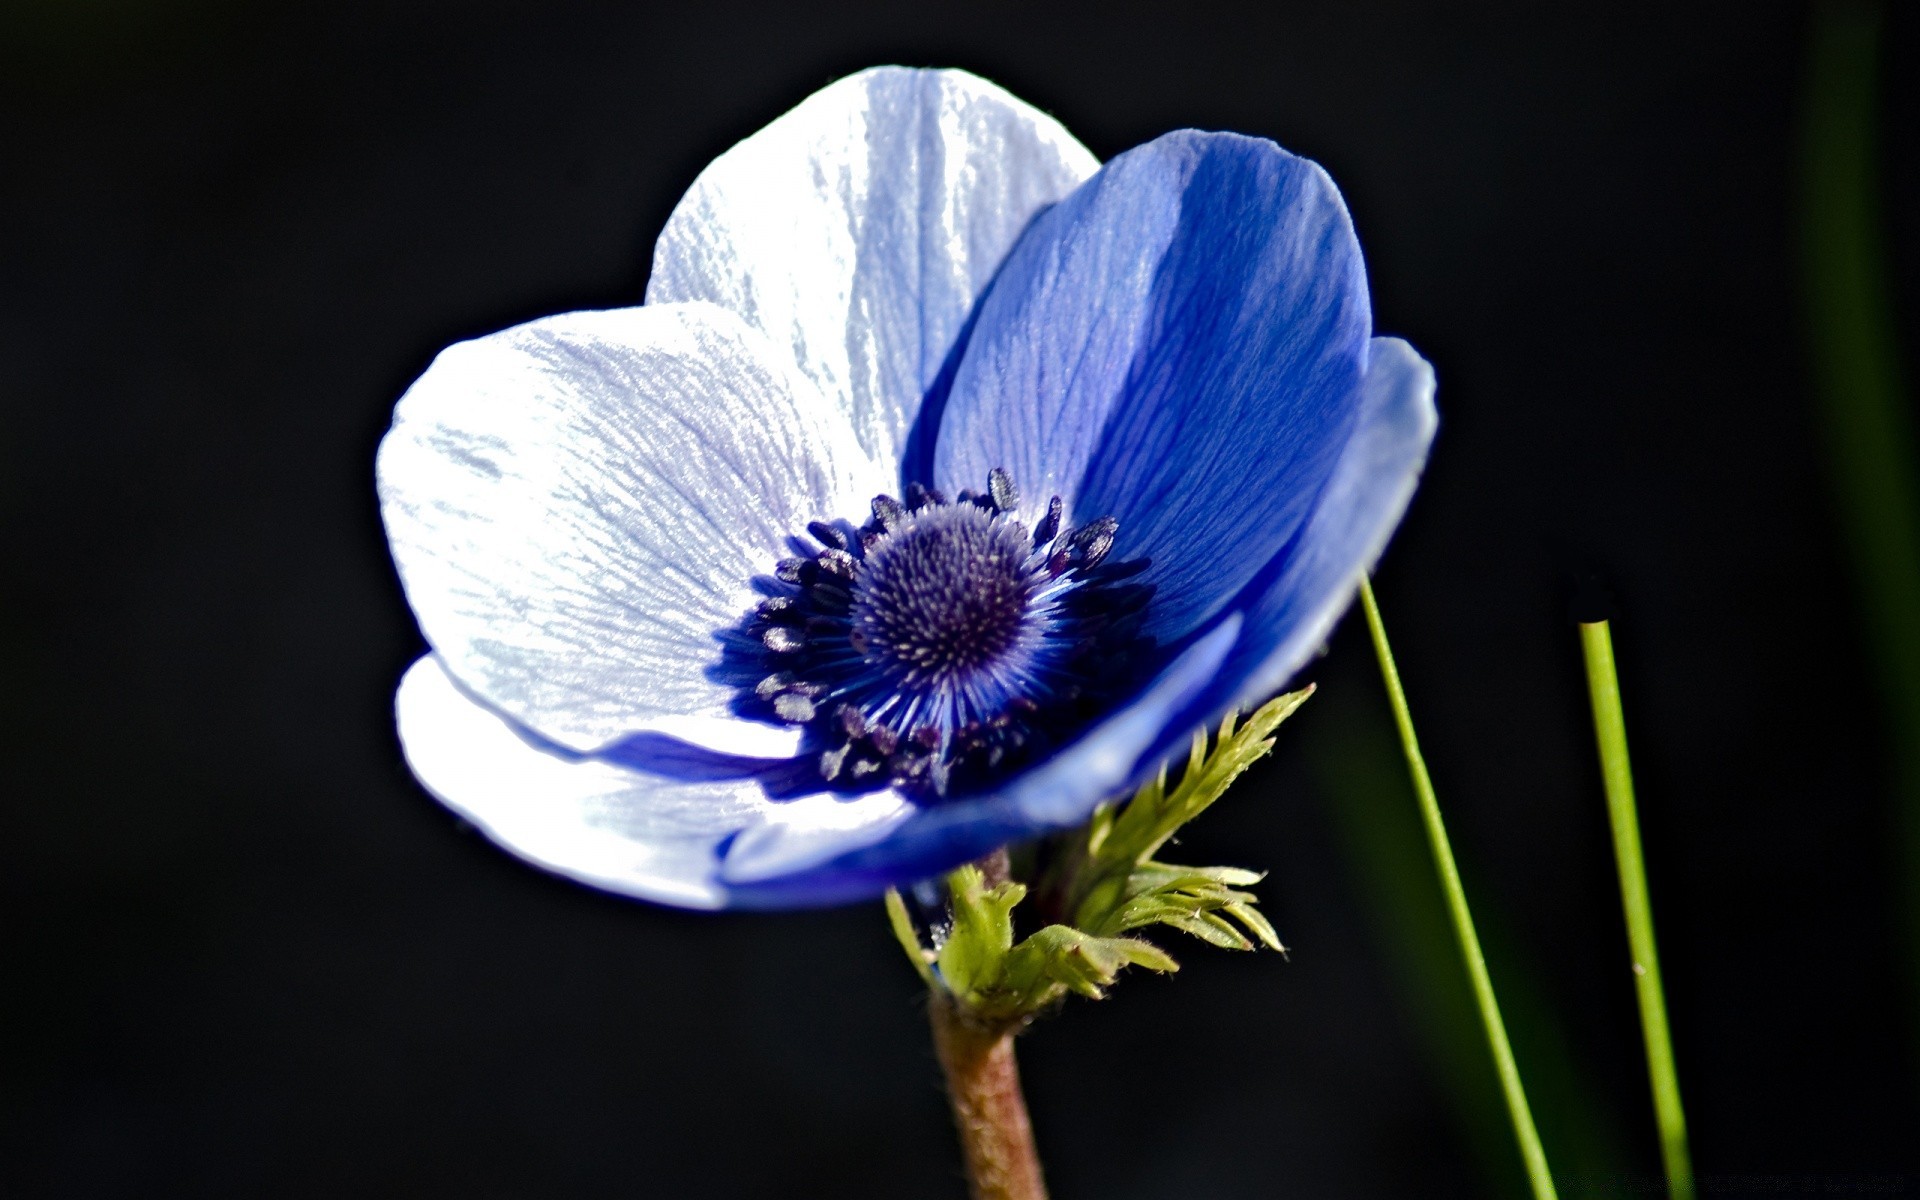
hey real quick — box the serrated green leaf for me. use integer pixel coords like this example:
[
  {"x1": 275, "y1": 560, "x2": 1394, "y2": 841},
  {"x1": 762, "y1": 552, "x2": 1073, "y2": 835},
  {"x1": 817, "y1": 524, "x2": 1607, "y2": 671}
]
[
  {"x1": 936, "y1": 866, "x2": 1027, "y2": 1003},
  {"x1": 1108, "y1": 936, "x2": 1181, "y2": 974},
  {"x1": 896, "y1": 693, "x2": 1304, "y2": 1019},
  {"x1": 1160, "y1": 910, "x2": 1255, "y2": 951},
  {"x1": 1059, "y1": 688, "x2": 1308, "y2": 956},
  {"x1": 1083, "y1": 688, "x2": 1312, "y2": 882},
  {"x1": 999, "y1": 924, "x2": 1180, "y2": 1007},
  {"x1": 1226, "y1": 901, "x2": 1286, "y2": 952},
  {"x1": 1104, "y1": 895, "x2": 1198, "y2": 934},
  {"x1": 1122, "y1": 861, "x2": 1266, "y2": 894}
]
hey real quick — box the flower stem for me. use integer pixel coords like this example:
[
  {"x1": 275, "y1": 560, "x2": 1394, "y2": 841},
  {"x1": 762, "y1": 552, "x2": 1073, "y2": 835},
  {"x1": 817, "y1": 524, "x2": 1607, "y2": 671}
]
[
  {"x1": 927, "y1": 994, "x2": 1048, "y2": 1200},
  {"x1": 1579, "y1": 621, "x2": 1693, "y2": 1199},
  {"x1": 1359, "y1": 578, "x2": 1558, "y2": 1200}
]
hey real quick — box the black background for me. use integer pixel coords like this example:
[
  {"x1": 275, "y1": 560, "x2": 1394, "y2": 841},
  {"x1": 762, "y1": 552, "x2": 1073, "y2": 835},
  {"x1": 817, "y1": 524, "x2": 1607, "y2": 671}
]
[{"x1": 4, "y1": 1, "x2": 1917, "y2": 1196}]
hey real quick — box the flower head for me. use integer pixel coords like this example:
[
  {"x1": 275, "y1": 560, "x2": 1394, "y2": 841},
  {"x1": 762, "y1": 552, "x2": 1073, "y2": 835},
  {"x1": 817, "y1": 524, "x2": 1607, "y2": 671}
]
[{"x1": 377, "y1": 67, "x2": 1437, "y2": 908}]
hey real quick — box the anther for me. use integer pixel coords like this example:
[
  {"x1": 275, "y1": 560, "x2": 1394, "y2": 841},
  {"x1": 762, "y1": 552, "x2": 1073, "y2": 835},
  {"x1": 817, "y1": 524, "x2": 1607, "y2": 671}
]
[
  {"x1": 816, "y1": 548, "x2": 856, "y2": 579},
  {"x1": 808, "y1": 582, "x2": 851, "y2": 608},
  {"x1": 807, "y1": 521, "x2": 848, "y2": 551},
  {"x1": 819, "y1": 744, "x2": 849, "y2": 781},
  {"x1": 987, "y1": 467, "x2": 1019, "y2": 513},
  {"x1": 836, "y1": 704, "x2": 867, "y2": 739},
  {"x1": 1033, "y1": 496, "x2": 1062, "y2": 546},
  {"x1": 755, "y1": 671, "x2": 796, "y2": 700},
  {"x1": 762, "y1": 626, "x2": 806, "y2": 654},
  {"x1": 773, "y1": 693, "x2": 816, "y2": 723},
  {"x1": 1069, "y1": 517, "x2": 1119, "y2": 569},
  {"x1": 871, "y1": 495, "x2": 906, "y2": 530}
]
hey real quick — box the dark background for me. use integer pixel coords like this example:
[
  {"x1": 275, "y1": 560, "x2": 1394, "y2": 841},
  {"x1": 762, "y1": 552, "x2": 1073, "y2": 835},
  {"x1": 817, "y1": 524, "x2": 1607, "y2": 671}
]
[{"x1": 3, "y1": 1, "x2": 1916, "y2": 1196}]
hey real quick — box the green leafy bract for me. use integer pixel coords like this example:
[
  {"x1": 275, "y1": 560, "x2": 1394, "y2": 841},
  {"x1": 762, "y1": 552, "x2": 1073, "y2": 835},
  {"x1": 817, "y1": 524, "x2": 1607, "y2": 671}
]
[{"x1": 886, "y1": 688, "x2": 1311, "y2": 1026}]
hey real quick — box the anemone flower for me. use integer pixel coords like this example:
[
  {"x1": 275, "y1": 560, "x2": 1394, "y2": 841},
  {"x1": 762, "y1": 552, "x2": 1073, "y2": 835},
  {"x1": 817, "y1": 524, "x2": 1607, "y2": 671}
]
[{"x1": 377, "y1": 66, "x2": 1436, "y2": 910}]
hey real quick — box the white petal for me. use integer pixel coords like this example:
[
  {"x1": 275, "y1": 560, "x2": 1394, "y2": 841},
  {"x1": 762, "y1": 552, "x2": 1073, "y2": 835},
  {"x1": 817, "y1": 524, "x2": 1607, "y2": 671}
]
[
  {"x1": 378, "y1": 302, "x2": 887, "y2": 754},
  {"x1": 394, "y1": 656, "x2": 778, "y2": 909},
  {"x1": 647, "y1": 66, "x2": 1099, "y2": 477},
  {"x1": 717, "y1": 790, "x2": 918, "y2": 886}
]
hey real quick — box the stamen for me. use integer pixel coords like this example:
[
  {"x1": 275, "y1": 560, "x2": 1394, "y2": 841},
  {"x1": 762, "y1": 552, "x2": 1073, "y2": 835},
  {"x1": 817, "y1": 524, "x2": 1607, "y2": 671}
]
[
  {"x1": 807, "y1": 520, "x2": 848, "y2": 551},
  {"x1": 736, "y1": 469, "x2": 1155, "y2": 798},
  {"x1": 762, "y1": 626, "x2": 806, "y2": 654},
  {"x1": 871, "y1": 495, "x2": 906, "y2": 530},
  {"x1": 1033, "y1": 496, "x2": 1062, "y2": 546},
  {"x1": 987, "y1": 467, "x2": 1019, "y2": 513}
]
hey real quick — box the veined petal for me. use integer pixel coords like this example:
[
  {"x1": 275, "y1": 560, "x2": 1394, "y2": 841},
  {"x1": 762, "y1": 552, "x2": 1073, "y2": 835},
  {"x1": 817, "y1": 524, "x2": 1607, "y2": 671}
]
[
  {"x1": 378, "y1": 302, "x2": 887, "y2": 756},
  {"x1": 935, "y1": 130, "x2": 1371, "y2": 644},
  {"x1": 1221, "y1": 337, "x2": 1438, "y2": 707},
  {"x1": 395, "y1": 656, "x2": 766, "y2": 909},
  {"x1": 646, "y1": 66, "x2": 1099, "y2": 481}
]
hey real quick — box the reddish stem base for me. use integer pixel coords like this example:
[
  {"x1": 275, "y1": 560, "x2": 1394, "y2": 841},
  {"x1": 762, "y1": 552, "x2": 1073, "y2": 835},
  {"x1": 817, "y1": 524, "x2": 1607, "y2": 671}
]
[{"x1": 928, "y1": 996, "x2": 1048, "y2": 1200}]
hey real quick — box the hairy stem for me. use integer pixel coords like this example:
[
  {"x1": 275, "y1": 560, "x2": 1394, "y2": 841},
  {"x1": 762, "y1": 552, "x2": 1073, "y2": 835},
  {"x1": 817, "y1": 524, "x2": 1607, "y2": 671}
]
[{"x1": 928, "y1": 995, "x2": 1048, "y2": 1200}]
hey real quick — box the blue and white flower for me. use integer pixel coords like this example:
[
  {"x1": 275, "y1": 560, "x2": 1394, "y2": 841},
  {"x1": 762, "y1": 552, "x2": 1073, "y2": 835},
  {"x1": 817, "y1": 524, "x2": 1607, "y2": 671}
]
[{"x1": 377, "y1": 67, "x2": 1437, "y2": 909}]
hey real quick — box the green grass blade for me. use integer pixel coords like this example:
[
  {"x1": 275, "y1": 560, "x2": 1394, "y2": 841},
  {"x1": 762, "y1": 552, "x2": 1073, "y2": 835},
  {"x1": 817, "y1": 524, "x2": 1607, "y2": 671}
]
[
  {"x1": 1360, "y1": 578, "x2": 1558, "y2": 1200},
  {"x1": 1313, "y1": 715, "x2": 1628, "y2": 1194},
  {"x1": 1579, "y1": 621, "x2": 1693, "y2": 1200}
]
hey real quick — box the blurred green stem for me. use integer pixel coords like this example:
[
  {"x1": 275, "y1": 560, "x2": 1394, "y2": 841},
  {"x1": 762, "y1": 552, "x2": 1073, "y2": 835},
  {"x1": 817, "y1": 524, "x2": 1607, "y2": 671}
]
[
  {"x1": 1799, "y1": 0, "x2": 1920, "y2": 1048},
  {"x1": 1360, "y1": 578, "x2": 1558, "y2": 1200},
  {"x1": 1579, "y1": 621, "x2": 1693, "y2": 1200}
]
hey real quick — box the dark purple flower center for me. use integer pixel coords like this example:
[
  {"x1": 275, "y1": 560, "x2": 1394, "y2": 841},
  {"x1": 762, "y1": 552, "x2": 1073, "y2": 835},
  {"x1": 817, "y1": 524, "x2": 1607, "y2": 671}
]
[
  {"x1": 743, "y1": 469, "x2": 1154, "y2": 798},
  {"x1": 854, "y1": 502, "x2": 1034, "y2": 680}
]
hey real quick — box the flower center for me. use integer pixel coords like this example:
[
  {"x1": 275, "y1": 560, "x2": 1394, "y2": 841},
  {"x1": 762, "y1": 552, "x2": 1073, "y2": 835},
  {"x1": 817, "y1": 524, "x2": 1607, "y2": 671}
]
[
  {"x1": 744, "y1": 469, "x2": 1153, "y2": 797},
  {"x1": 852, "y1": 504, "x2": 1035, "y2": 683}
]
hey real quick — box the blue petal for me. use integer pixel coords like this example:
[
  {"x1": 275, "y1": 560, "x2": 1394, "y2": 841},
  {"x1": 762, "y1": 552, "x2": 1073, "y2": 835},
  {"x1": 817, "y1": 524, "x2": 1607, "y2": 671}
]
[
  {"x1": 378, "y1": 302, "x2": 888, "y2": 757},
  {"x1": 1073, "y1": 336, "x2": 1436, "y2": 781},
  {"x1": 646, "y1": 66, "x2": 1098, "y2": 483},
  {"x1": 1215, "y1": 337, "x2": 1438, "y2": 708},
  {"x1": 934, "y1": 130, "x2": 1371, "y2": 644}
]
